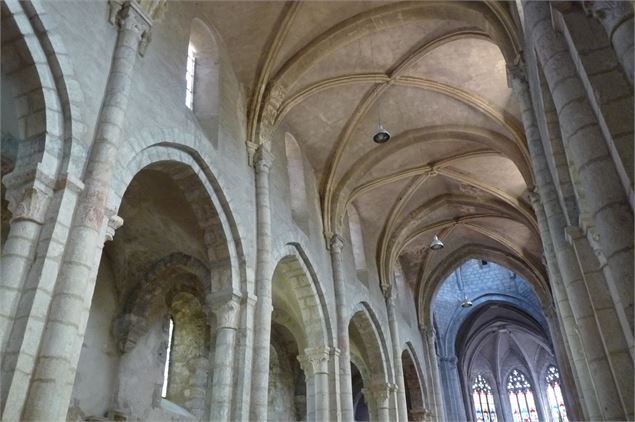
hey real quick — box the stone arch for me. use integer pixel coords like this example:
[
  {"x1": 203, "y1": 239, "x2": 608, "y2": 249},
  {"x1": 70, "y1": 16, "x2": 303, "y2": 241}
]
[
  {"x1": 110, "y1": 141, "x2": 246, "y2": 294},
  {"x1": 1, "y1": 0, "x2": 87, "y2": 184},
  {"x1": 270, "y1": 243, "x2": 330, "y2": 350},
  {"x1": 188, "y1": 18, "x2": 221, "y2": 145},
  {"x1": 348, "y1": 302, "x2": 390, "y2": 382},
  {"x1": 284, "y1": 132, "x2": 309, "y2": 232},
  {"x1": 115, "y1": 253, "x2": 210, "y2": 353},
  {"x1": 402, "y1": 344, "x2": 427, "y2": 421},
  {"x1": 419, "y1": 246, "x2": 551, "y2": 328}
]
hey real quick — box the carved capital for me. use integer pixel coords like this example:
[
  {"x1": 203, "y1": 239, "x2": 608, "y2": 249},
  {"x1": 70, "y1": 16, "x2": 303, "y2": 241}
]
[
  {"x1": 583, "y1": 1, "x2": 634, "y2": 30},
  {"x1": 110, "y1": 1, "x2": 158, "y2": 56},
  {"x1": 213, "y1": 295, "x2": 241, "y2": 329},
  {"x1": 105, "y1": 214, "x2": 124, "y2": 242},
  {"x1": 542, "y1": 303, "x2": 557, "y2": 320},
  {"x1": 8, "y1": 186, "x2": 50, "y2": 224},
  {"x1": 298, "y1": 346, "x2": 330, "y2": 375},
  {"x1": 254, "y1": 143, "x2": 274, "y2": 174},
  {"x1": 328, "y1": 233, "x2": 345, "y2": 254},
  {"x1": 528, "y1": 188, "x2": 542, "y2": 207},
  {"x1": 506, "y1": 60, "x2": 528, "y2": 88},
  {"x1": 364, "y1": 381, "x2": 392, "y2": 403}
]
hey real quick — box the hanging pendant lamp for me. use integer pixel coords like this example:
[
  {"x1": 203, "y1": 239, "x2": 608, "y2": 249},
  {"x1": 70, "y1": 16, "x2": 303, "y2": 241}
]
[{"x1": 430, "y1": 234, "x2": 444, "y2": 250}]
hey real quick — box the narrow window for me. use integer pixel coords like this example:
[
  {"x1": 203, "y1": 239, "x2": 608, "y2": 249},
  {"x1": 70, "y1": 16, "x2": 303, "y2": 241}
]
[
  {"x1": 185, "y1": 43, "x2": 196, "y2": 109},
  {"x1": 507, "y1": 369, "x2": 539, "y2": 422},
  {"x1": 545, "y1": 366, "x2": 568, "y2": 422},
  {"x1": 472, "y1": 374, "x2": 497, "y2": 422},
  {"x1": 161, "y1": 317, "x2": 174, "y2": 398}
]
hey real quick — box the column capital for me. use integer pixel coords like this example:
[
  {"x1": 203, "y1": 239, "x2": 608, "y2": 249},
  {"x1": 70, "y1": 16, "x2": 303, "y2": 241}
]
[
  {"x1": 506, "y1": 58, "x2": 528, "y2": 88},
  {"x1": 328, "y1": 233, "x2": 345, "y2": 254},
  {"x1": 364, "y1": 381, "x2": 392, "y2": 402},
  {"x1": 4, "y1": 167, "x2": 55, "y2": 225},
  {"x1": 254, "y1": 143, "x2": 274, "y2": 174},
  {"x1": 419, "y1": 324, "x2": 436, "y2": 340},
  {"x1": 208, "y1": 290, "x2": 242, "y2": 329},
  {"x1": 109, "y1": 0, "x2": 164, "y2": 56},
  {"x1": 528, "y1": 188, "x2": 542, "y2": 207},
  {"x1": 582, "y1": 1, "x2": 634, "y2": 28},
  {"x1": 298, "y1": 346, "x2": 330, "y2": 375},
  {"x1": 541, "y1": 303, "x2": 557, "y2": 320},
  {"x1": 439, "y1": 355, "x2": 457, "y2": 367},
  {"x1": 105, "y1": 214, "x2": 124, "y2": 242}
]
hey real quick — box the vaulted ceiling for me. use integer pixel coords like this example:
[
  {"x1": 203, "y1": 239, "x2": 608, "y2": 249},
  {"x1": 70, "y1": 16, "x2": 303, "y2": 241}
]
[{"x1": 194, "y1": 1, "x2": 545, "y2": 296}]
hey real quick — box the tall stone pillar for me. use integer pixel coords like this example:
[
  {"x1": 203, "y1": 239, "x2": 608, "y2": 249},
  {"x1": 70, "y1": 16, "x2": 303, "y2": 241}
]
[
  {"x1": 421, "y1": 326, "x2": 444, "y2": 421},
  {"x1": 583, "y1": 1, "x2": 634, "y2": 85},
  {"x1": 523, "y1": 0, "x2": 634, "y2": 333},
  {"x1": 385, "y1": 287, "x2": 408, "y2": 421},
  {"x1": 0, "y1": 176, "x2": 51, "y2": 353},
  {"x1": 19, "y1": 3, "x2": 159, "y2": 420},
  {"x1": 509, "y1": 56, "x2": 629, "y2": 419},
  {"x1": 438, "y1": 355, "x2": 466, "y2": 421},
  {"x1": 249, "y1": 144, "x2": 275, "y2": 421},
  {"x1": 210, "y1": 295, "x2": 241, "y2": 421},
  {"x1": 329, "y1": 234, "x2": 354, "y2": 420},
  {"x1": 363, "y1": 381, "x2": 391, "y2": 422},
  {"x1": 298, "y1": 346, "x2": 330, "y2": 421}
]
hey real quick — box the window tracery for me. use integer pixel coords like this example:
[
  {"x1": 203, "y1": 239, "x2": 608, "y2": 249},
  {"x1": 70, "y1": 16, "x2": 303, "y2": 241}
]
[
  {"x1": 507, "y1": 369, "x2": 539, "y2": 422},
  {"x1": 545, "y1": 366, "x2": 568, "y2": 422},
  {"x1": 472, "y1": 374, "x2": 497, "y2": 422}
]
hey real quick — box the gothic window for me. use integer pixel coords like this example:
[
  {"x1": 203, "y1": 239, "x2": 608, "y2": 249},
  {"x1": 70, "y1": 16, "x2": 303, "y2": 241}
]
[
  {"x1": 507, "y1": 369, "x2": 539, "y2": 422},
  {"x1": 545, "y1": 366, "x2": 568, "y2": 422},
  {"x1": 161, "y1": 316, "x2": 175, "y2": 398},
  {"x1": 185, "y1": 43, "x2": 196, "y2": 109},
  {"x1": 472, "y1": 374, "x2": 497, "y2": 422}
]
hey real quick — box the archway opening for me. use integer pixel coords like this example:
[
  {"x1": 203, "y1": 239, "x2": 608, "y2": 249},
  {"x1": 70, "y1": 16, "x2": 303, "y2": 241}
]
[
  {"x1": 402, "y1": 348, "x2": 426, "y2": 421},
  {"x1": 70, "y1": 162, "x2": 233, "y2": 420}
]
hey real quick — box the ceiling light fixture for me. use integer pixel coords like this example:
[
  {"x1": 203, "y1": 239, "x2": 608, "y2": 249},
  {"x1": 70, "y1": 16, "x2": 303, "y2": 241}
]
[
  {"x1": 430, "y1": 234, "x2": 444, "y2": 250},
  {"x1": 460, "y1": 296, "x2": 473, "y2": 308},
  {"x1": 373, "y1": 123, "x2": 391, "y2": 144}
]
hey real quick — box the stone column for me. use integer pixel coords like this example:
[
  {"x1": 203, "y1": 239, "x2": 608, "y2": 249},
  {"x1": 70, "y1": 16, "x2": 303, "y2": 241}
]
[
  {"x1": 364, "y1": 381, "x2": 391, "y2": 422},
  {"x1": 385, "y1": 287, "x2": 408, "y2": 421},
  {"x1": 0, "y1": 175, "x2": 51, "y2": 354},
  {"x1": 298, "y1": 346, "x2": 330, "y2": 421},
  {"x1": 210, "y1": 295, "x2": 241, "y2": 421},
  {"x1": 523, "y1": 0, "x2": 634, "y2": 333},
  {"x1": 20, "y1": 3, "x2": 156, "y2": 420},
  {"x1": 438, "y1": 355, "x2": 465, "y2": 421},
  {"x1": 509, "y1": 56, "x2": 628, "y2": 419},
  {"x1": 233, "y1": 293, "x2": 257, "y2": 421},
  {"x1": 421, "y1": 326, "x2": 444, "y2": 421},
  {"x1": 583, "y1": 1, "x2": 634, "y2": 84},
  {"x1": 329, "y1": 234, "x2": 354, "y2": 420},
  {"x1": 249, "y1": 144, "x2": 274, "y2": 421}
]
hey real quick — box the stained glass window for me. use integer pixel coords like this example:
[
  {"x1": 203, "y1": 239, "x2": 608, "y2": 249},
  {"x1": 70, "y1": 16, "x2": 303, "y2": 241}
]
[
  {"x1": 545, "y1": 366, "x2": 568, "y2": 422},
  {"x1": 507, "y1": 369, "x2": 539, "y2": 422},
  {"x1": 185, "y1": 44, "x2": 196, "y2": 109},
  {"x1": 472, "y1": 374, "x2": 497, "y2": 422}
]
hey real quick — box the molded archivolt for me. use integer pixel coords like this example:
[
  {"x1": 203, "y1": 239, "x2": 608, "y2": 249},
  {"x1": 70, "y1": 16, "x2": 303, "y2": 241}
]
[{"x1": 348, "y1": 302, "x2": 391, "y2": 382}]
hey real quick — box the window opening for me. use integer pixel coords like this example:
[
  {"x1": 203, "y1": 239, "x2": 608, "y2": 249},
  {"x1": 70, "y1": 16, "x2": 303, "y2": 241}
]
[
  {"x1": 545, "y1": 366, "x2": 568, "y2": 422},
  {"x1": 185, "y1": 43, "x2": 196, "y2": 109},
  {"x1": 472, "y1": 374, "x2": 497, "y2": 422},
  {"x1": 161, "y1": 316, "x2": 175, "y2": 398},
  {"x1": 507, "y1": 369, "x2": 539, "y2": 422}
]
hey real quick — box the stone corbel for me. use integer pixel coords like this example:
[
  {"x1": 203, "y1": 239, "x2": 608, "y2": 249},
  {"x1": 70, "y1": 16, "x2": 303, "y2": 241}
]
[
  {"x1": 328, "y1": 233, "x2": 344, "y2": 254},
  {"x1": 105, "y1": 214, "x2": 124, "y2": 242}
]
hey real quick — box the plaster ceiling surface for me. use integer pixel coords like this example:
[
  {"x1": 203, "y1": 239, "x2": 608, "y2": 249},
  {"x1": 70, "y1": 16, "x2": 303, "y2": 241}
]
[{"x1": 192, "y1": 1, "x2": 542, "y2": 298}]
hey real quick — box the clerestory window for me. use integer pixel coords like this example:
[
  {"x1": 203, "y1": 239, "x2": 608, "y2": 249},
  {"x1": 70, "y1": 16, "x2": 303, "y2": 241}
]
[{"x1": 185, "y1": 43, "x2": 196, "y2": 109}]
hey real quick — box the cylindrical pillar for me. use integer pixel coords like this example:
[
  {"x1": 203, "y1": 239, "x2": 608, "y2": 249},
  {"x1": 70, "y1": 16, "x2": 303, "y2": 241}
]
[
  {"x1": 509, "y1": 55, "x2": 628, "y2": 419},
  {"x1": 0, "y1": 183, "x2": 49, "y2": 353},
  {"x1": 364, "y1": 382, "x2": 391, "y2": 422},
  {"x1": 21, "y1": 4, "x2": 152, "y2": 420},
  {"x1": 299, "y1": 346, "x2": 330, "y2": 421},
  {"x1": 249, "y1": 144, "x2": 275, "y2": 421},
  {"x1": 523, "y1": 0, "x2": 634, "y2": 331},
  {"x1": 421, "y1": 327, "x2": 445, "y2": 421},
  {"x1": 584, "y1": 1, "x2": 634, "y2": 85},
  {"x1": 438, "y1": 355, "x2": 465, "y2": 421},
  {"x1": 210, "y1": 296, "x2": 241, "y2": 421},
  {"x1": 329, "y1": 234, "x2": 354, "y2": 420},
  {"x1": 385, "y1": 288, "x2": 408, "y2": 421}
]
